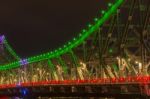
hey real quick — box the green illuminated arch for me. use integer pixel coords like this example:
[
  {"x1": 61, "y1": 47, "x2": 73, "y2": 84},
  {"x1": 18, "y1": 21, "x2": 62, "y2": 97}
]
[{"x1": 0, "y1": 0, "x2": 124, "y2": 71}]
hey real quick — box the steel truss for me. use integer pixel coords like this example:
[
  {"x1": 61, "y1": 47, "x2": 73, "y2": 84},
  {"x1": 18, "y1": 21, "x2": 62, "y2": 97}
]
[{"x1": 0, "y1": 0, "x2": 149, "y2": 98}]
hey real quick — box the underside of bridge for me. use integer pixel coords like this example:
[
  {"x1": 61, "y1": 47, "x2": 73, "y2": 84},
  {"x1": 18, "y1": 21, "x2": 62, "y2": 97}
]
[{"x1": 0, "y1": 0, "x2": 150, "y2": 98}]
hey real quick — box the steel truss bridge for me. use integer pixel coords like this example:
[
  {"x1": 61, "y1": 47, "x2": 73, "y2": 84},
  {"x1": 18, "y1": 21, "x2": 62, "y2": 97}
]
[{"x1": 0, "y1": 0, "x2": 150, "y2": 98}]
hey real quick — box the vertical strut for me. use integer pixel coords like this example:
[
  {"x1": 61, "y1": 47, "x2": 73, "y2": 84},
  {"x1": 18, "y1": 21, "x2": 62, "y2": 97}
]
[{"x1": 98, "y1": 28, "x2": 103, "y2": 78}]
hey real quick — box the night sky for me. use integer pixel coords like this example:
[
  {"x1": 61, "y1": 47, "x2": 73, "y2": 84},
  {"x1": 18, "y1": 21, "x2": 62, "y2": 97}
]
[{"x1": 0, "y1": 0, "x2": 112, "y2": 57}]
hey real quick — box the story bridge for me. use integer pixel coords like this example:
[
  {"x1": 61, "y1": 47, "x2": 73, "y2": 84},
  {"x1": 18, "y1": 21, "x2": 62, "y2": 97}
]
[{"x1": 0, "y1": 0, "x2": 150, "y2": 98}]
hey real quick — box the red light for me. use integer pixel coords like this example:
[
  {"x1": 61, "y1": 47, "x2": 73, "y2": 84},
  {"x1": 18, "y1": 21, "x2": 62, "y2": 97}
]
[{"x1": 0, "y1": 76, "x2": 150, "y2": 90}]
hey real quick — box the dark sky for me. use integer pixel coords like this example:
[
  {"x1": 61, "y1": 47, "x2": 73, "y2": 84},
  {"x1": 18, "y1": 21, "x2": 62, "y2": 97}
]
[{"x1": 0, "y1": 0, "x2": 113, "y2": 57}]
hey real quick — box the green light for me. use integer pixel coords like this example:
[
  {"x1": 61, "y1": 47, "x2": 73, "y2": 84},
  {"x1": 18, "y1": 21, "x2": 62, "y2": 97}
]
[
  {"x1": 109, "y1": 48, "x2": 113, "y2": 53},
  {"x1": 4, "y1": 39, "x2": 20, "y2": 60},
  {"x1": 94, "y1": 18, "x2": 98, "y2": 22},
  {"x1": 48, "y1": 60, "x2": 55, "y2": 70},
  {"x1": 88, "y1": 24, "x2": 92, "y2": 28},
  {"x1": 108, "y1": 3, "x2": 112, "y2": 7},
  {"x1": 73, "y1": 38, "x2": 76, "y2": 41},
  {"x1": 101, "y1": 10, "x2": 105, "y2": 14},
  {"x1": 112, "y1": 64, "x2": 119, "y2": 71},
  {"x1": 79, "y1": 33, "x2": 82, "y2": 37},
  {"x1": 0, "y1": 0, "x2": 124, "y2": 71}
]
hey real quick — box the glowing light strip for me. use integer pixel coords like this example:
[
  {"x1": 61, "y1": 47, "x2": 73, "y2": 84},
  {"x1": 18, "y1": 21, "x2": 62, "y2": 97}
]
[
  {"x1": 0, "y1": 76, "x2": 149, "y2": 89},
  {"x1": 0, "y1": 35, "x2": 20, "y2": 60},
  {"x1": 4, "y1": 38, "x2": 20, "y2": 60},
  {"x1": 0, "y1": 0, "x2": 124, "y2": 71}
]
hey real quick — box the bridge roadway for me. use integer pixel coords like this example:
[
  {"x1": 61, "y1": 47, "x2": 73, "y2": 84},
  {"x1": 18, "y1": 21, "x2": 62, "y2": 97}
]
[{"x1": 0, "y1": 76, "x2": 150, "y2": 98}]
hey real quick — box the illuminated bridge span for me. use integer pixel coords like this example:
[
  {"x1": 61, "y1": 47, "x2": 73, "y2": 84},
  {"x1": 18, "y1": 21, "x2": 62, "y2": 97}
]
[{"x1": 0, "y1": 0, "x2": 150, "y2": 98}]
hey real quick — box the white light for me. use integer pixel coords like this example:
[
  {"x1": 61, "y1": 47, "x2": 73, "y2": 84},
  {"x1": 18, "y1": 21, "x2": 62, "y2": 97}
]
[
  {"x1": 80, "y1": 61, "x2": 86, "y2": 70},
  {"x1": 139, "y1": 62, "x2": 142, "y2": 70},
  {"x1": 47, "y1": 73, "x2": 49, "y2": 75},
  {"x1": 37, "y1": 68, "x2": 40, "y2": 71},
  {"x1": 135, "y1": 61, "x2": 139, "y2": 64},
  {"x1": 128, "y1": 58, "x2": 131, "y2": 61},
  {"x1": 116, "y1": 57, "x2": 120, "y2": 60}
]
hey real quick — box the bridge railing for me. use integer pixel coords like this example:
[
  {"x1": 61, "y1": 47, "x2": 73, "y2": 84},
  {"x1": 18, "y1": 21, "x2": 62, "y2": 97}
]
[{"x1": 0, "y1": 76, "x2": 150, "y2": 90}]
